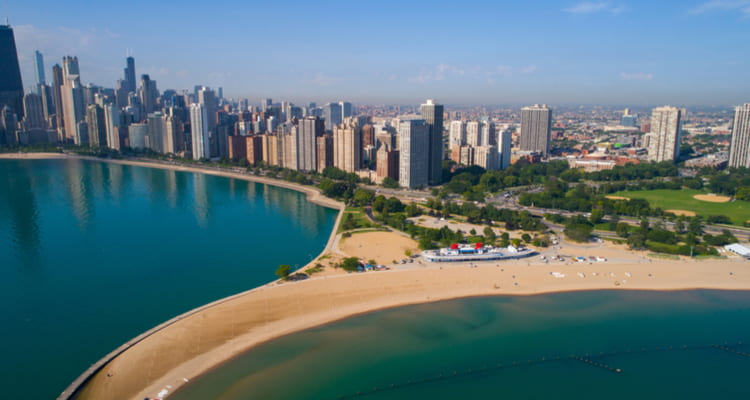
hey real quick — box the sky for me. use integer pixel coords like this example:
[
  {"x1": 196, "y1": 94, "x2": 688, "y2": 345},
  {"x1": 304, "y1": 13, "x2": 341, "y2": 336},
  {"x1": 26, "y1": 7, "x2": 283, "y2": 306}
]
[{"x1": 5, "y1": 0, "x2": 750, "y2": 106}]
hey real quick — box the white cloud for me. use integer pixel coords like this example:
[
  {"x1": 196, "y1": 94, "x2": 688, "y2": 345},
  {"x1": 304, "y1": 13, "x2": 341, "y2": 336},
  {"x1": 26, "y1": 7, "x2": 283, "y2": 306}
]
[
  {"x1": 564, "y1": 2, "x2": 628, "y2": 14},
  {"x1": 620, "y1": 72, "x2": 653, "y2": 80},
  {"x1": 688, "y1": 0, "x2": 750, "y2": 17}
]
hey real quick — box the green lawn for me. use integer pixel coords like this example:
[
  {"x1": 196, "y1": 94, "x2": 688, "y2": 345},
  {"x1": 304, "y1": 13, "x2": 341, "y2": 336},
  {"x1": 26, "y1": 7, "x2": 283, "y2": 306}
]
[{"x1": 611, "y1": 189, "x2": 750, "y2": 225}]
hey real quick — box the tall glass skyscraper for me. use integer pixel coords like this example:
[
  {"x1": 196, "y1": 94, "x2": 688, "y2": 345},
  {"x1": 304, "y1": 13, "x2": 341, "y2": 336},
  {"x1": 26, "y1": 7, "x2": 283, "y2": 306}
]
[
  {"x1": 0, "y1": 24, "x2": 24, "y2": 119},
  {"x1": 420, "y1": 99, "x2": 444, "y2": 185}
]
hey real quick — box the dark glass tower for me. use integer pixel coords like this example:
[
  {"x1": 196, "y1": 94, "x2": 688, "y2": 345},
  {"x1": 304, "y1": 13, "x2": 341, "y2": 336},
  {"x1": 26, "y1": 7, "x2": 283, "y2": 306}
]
[
  {"x1": 124, "y1": 56, "x2": 136, "y2": 93},
  {"x1": 0, "y1": 24, "x2": 24, "y2": 119},
  {"x1": 420, "y1": 99, "x2": 444, "y2": 185}
]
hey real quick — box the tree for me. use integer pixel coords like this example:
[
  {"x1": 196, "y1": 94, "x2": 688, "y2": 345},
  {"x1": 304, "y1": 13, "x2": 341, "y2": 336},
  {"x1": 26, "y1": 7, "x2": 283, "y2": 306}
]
[
  {"x1": 340, "y1": 257, "x2": 361, "y2": 272},
  {"x1": 483, "y1": 227, "x2": 496, "y2": 242},
  {"x1": 381, "y1": 176, "x2": 399, "y2": 188},
  {"x1": 511, "y1": 238, "x2": 522, "y2": 247},
  {"x1": 521, "y1": 233, "x2": 532, "y2": 243},
  {"x1": 589, "y1": 209, "x2": 605, "y2": 225},
  {"x1": 352, "y1": 188, "x2": 375, "y2": 207},
  {"x1": 275, "y1": 264, "x2": 291, "y2": 280},
  {"x1": 615, "y1": 222, "x2": 630, "y2": 238},
  {"x1": 470, "y1": 228, "x2": 477, "y2": 236},
  {"x1": 419, "y1": 236, "x2": 437, "y2": 250}
]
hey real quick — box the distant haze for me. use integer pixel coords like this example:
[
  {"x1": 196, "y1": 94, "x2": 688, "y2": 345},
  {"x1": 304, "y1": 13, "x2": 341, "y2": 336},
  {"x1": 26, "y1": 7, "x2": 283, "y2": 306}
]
[{"x1": 7, "y1": 0, "x2": 750, "y2": 106}]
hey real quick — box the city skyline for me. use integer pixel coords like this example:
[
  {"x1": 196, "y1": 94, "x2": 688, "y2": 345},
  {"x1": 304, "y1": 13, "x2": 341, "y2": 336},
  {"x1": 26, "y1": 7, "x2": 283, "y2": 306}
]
[{"x1": 5, "y1": 0, "x2": 750, "y2": 106}]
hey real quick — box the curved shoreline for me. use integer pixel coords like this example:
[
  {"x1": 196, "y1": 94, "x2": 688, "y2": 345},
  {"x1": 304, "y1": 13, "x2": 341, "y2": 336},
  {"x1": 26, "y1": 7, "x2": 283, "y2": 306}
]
[
  {"x1": 0, "y1": 152, "x2": 345, "y2": 400},
  {"x1": 75, "y1": 258, "x2": 749, "y2": 400}
]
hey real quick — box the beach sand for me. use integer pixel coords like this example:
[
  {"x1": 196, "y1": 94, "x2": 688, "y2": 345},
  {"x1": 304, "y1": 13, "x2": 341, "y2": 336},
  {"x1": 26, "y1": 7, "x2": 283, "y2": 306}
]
[
  {"x1": 72, "y1": 255, "x2": 750, "y2": 400},
  {"x1": 338, "y1": 231, "x2": 419, "y2": 264},
  {"x1": 8, "y1": 153, "x2": 749, "y2": 400}
]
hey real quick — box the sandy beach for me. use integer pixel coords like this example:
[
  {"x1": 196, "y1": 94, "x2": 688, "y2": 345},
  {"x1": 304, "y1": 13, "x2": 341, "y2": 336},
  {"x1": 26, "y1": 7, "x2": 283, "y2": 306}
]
[
  {"x1": 73, "y1": 255, "x2": 749, "y2": 400},
  {"x1": 5, "y1": 153, "x2": 750, "y2": 400}
]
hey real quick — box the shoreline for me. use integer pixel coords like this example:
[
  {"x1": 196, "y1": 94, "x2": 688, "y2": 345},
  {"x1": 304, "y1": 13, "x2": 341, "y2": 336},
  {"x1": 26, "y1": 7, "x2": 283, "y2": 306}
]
[
  {"x1": 4, "y1": 152, "x2": 750, "y2": 400},
  {"x1": 0, "y1": 152, "x2": 344, "y2": 211},
  {"x1": 74, "y1": 258, "x2": 749, "y2": 400}
]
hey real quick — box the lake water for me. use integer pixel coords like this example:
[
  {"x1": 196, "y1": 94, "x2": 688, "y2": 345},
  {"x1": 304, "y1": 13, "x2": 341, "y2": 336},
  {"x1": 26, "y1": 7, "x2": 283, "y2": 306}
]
[
  {"x1": 0, "y1": 158, "x2": 338, "y2": 399},
  {"x1": 172, "y1": 290, "x2": 750, "y2": 400}
]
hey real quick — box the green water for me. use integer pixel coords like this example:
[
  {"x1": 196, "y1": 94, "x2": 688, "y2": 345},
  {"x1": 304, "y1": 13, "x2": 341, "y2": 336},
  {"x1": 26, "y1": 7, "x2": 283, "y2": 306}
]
[
  {"x1": 0, "y1": 158, "x2": 337, "y2": 400},
  {"x1": 172, "y1": 290, "x2": 750, "y2": 400}
]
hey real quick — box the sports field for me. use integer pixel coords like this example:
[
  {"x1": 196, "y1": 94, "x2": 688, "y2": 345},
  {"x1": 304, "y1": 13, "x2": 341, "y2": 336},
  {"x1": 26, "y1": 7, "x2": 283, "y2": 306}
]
[{"x1": 611, "y1": 189, "x2": 750, "y2": 225}]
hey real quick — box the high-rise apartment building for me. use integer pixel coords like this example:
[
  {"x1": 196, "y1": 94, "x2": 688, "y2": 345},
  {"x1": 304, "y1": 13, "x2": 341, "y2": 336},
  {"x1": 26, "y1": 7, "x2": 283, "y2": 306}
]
[
  {"x1": 291, "y1": 117, "x2": 323, "y2": 171},
  {"x1": 646, "y1": 106, "x2": 682, "y2": 162},
  {"x1": 420, "y1": 99, "x2": 444, "y2": 185},
  {"x1": 398, "y1": 118, "x2": 430, "y2": 189},
  {"x1": 198, "y1": 86, "x2": 217, "y2": 131},
  {"x1": 61, "y1": 56, "x2": 86, "y2": 144},
  {"x1": 466, "y1": 121, "x2": 481, "y2": 146},
  {"x1": 139, "y1": 75, "x2": 159, "y2": 114},
  {"x1": 498, "y1": 129, "x2": 512, "y2": 170},
  {"x1": 376, "y1": 144, "x2": 399, "y2": 182},
  {"x1": 449, "y1": 120, "x2": 466, "y2": 147},
  {"x1": 22, "y1": 93, "x2": 45, "y2": 130},
  {"x1": 728, "y1": 104, "x2": 750, "y2": 168},
  {"x1": 104, "y1": 103, "x2": 121, "y2": 150},
  {"x1": 520, "y1": 104, "x2": 552, "y2": 156},
  {"x1": 317, "y1": 134, "x2": 333, "y2": 172},
  {"x1": 333, "y1": 122, "x2": 362, "y2": 172},
  {"x1": 51, "y1": 64, "x2": 65, "y2": 139},
  {"x1": 147, "y1": 112, "x2": 166, "y2": 153},
  {"x1": 190, "y1": 103, "x2": 210, "y2": 160},
  {"x1": 86, "y1": 104, "x2": 107, "y2": 147},
  {"x1": 0, "y1": 24, "x2": 24, "y2": 120}
]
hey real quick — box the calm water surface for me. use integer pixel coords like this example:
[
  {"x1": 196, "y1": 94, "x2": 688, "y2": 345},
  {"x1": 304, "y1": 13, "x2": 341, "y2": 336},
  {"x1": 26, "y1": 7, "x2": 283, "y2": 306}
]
[
  {"x1": 0, "y1": 158, "x2": 337, "y2": 399},
  {"x1": 172, "y1": 290, "x2": 750, "y2": 400}
]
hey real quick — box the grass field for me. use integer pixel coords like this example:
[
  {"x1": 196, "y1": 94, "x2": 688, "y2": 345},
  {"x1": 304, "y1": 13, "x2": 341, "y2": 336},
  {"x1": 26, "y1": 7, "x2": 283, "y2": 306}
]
[{"x1": 611, "y1": 189, "x2": 750, "y2": 225}]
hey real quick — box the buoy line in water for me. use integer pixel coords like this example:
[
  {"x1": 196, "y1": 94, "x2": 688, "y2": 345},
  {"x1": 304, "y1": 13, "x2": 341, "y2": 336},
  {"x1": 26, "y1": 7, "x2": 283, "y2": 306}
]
[{"x1": 337, "y1": 340, "x2": 748, "y2": 399}]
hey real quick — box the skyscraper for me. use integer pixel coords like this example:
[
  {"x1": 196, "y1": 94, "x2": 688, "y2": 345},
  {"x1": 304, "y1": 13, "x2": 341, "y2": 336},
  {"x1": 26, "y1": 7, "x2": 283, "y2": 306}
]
[
  {"x1": 520, "y1": 104, "x2": 552, "y2": 156},
  {"x1": 86, "y1": 104, "x2": 107, "y2": 147},
  {"x1": 104, "y1": 103, "x2": 121, "y2": 150},
  {"x1": 420, "y1": 99, "x2": 444, "y2": 185},
  {"x1": 139, "y1": 74, "x2": 159, "y2": 114},
  {"x1": 291, "y1": 117, "x2": 323, "y2": 171},
  {"x1": 449, "y1": 120, "x2": 466, "y2": 147},
  {"x1": 190, "y1": 104, "x2": 210, "y2": 160},
  {"x1": 0, "y1": 24, "x2": 24, "y2": 120},
  {"x1": 34, "y1": 50, "x2": 46, "y2": 93},
  {"x1": 22, "y1": 93, "x2": 45, "y2": 130},
  {"x1": 398, "y1": 118, "x2": 430, "y2": 189},
  {"x1": 466, "y1": 121, "x2": 481, "y2": 146},
  {"x1": 198, "y1": 86, "x2": 217, "y2": 131},
  {"x1": 51, "y1": 64, "x2": 65, "y2": 139},
  {"x1": 728, "y1": 104, "x2": 750, "y2": 168},
  {"x1": 124, "y1": 56, "x2": 136, "y2": 94},
  {"x1": 333, "y1": 122, "x2": 362, "y2": 172},
  {"x1": 647, "y1": 106, "x2": 682, "y2": 163},
  {"x1": 340, "y1": 101, "x2": 353, "y2": 119},
  {"x1": 323, "y1": 102, "x2": 342, "y2": 131},
  {"x1": 498, "y1": 129, "x2": 512, "y2": 170},
  {"x1": 61, "y1": 56, "x2": 86, "y2": 144}
]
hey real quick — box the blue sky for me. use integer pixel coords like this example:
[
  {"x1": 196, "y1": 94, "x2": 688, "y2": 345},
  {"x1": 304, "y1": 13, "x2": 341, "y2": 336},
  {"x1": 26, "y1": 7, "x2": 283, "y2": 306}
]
[{"x1": 6, "y1": 0, "x2": 750, "y2": 105}]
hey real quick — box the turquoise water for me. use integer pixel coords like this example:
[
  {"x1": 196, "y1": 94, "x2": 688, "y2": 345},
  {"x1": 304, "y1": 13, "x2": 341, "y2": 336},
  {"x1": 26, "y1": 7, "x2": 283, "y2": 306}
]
[
  {"x1": 172, "y1": 290, "x2": 750, "y2": 400},
  {"x1": 0, "y1": 158, "x2": 337, "y2": 400}
]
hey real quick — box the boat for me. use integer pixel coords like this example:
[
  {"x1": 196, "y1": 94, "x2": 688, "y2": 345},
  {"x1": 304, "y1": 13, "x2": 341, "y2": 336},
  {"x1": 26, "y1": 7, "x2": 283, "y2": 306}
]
[{"x1": 421, "y1": 243, "x2": 536, "y2": 263}]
